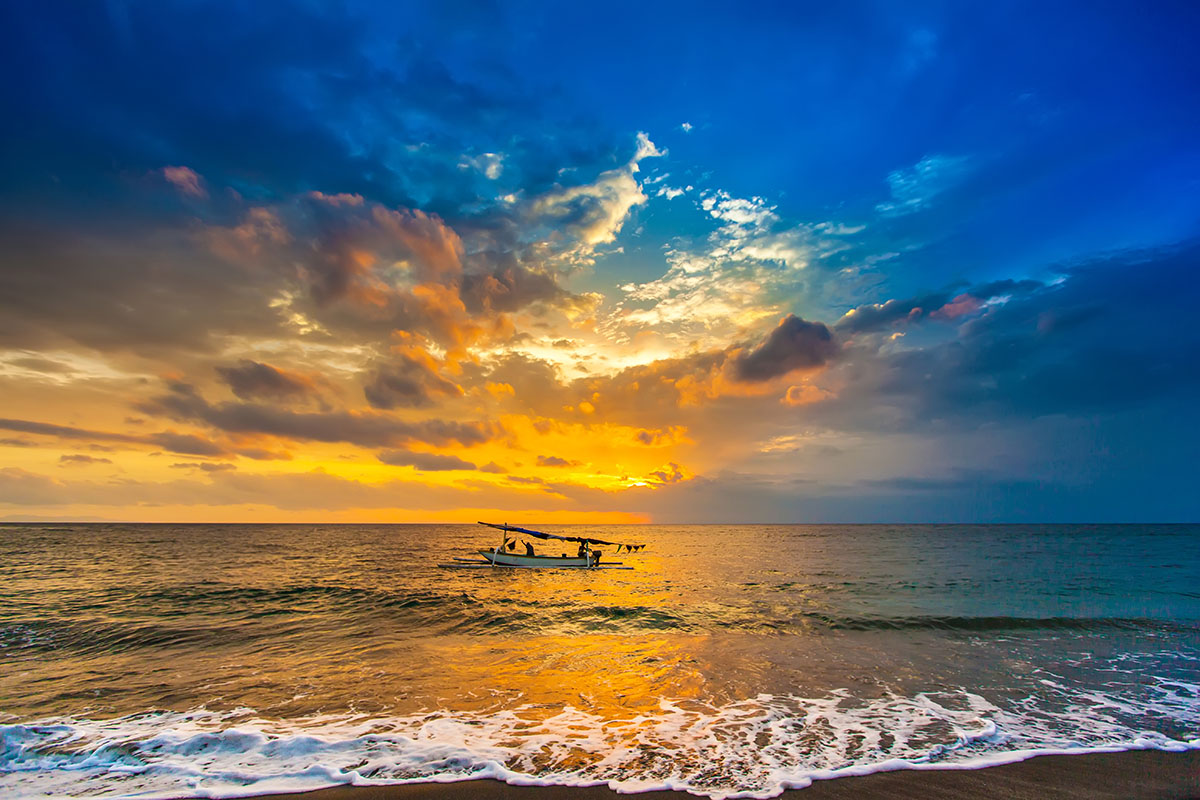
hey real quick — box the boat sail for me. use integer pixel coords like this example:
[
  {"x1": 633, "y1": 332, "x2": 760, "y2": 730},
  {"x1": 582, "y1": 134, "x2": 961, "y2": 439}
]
[{"x1": 437, "y1": 522, "x2": 646, "y2": 569}]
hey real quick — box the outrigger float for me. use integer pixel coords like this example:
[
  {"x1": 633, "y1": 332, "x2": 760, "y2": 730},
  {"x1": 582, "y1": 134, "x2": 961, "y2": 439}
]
[{"x1": 438, "y1": 522, "x2": 646, "y2": 570}]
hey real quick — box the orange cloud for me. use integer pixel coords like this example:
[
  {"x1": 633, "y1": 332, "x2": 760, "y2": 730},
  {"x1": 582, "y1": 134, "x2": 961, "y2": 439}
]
[
  {"x1": 782, "y1": 383, "x2": 834, "y2": 406},
  {"x1": 161, "y1": 165, "x2": 207, "y2": 198},
  {"x1": 205, "y1": 207, "x2": 291, "y2": 265},
  {"x1": 372, "y1": 206, "x2": 463, "y2": 284}
]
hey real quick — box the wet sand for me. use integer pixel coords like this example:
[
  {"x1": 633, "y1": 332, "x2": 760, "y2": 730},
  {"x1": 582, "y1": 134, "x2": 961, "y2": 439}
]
[{"x1": 219, "y1": 749, "x2": 1199, "y2": 800}]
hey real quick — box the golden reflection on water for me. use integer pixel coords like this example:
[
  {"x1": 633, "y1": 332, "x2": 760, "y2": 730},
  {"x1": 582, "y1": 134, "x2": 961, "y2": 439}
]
[
  {"x1": 7, "y1": 522, "x2": 1147, "y2": 728},
  {"x1": 0, "y1": 523, "x2": 922, "y2": 722},
  {"x1": 418, "y1": 634, "x2": 709, "y2": 716}
]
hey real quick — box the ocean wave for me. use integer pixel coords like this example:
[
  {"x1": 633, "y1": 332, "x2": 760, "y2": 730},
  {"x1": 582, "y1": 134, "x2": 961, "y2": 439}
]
[
  {"x1": 3, "y1": 676, "x2": 1197, "y2": 800},
  {"x1": 3, "y1": 604, "x2": 1190, "y2": 660},
  {"x1": 796, "y1": 613, "x2": 1197, "y2": 633}
]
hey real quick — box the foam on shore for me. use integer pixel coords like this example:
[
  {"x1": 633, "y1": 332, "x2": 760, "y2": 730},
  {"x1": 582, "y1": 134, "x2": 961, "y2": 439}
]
[{"x1": 3, "y1": 677, "x2": 1197, "y2": 799}]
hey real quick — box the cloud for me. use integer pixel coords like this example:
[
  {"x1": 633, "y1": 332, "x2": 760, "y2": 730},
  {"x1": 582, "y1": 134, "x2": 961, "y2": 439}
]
[
  {"x1": 459, "y1": 262, "x2": 567, "y2": 313},
  {"x1": 234, "y1": 447, "x2": 293, "y2": 461},
  {"x1": 732, "y1": 315, "x2": 837, "y2": 381},
  {"x1": 612, "y1": 190, "x2": 860, "y2": 347},
  {"x1": 146, "y1": 431, "x2": 230, "y2": 456},
  {"x1": 537, "y1": 455, "x2": 580, "y2": 467},
  {"x1": 820, "y1": 241, "x2": 1200, "y2": 429},
  {"x1": 203, "y1": 207, "x2": 291, "y2": 263},
  {"x1": 307, "y1": 191, "x2": 364, "y2": 207},
  {"x1": 527, "y1": 132, "x2": 663, "y2": 258},
  {"x1": 364, "y1": 365, "x2": 460, "y2": 409},
  {"x1": 0, "y1": 467, "x2": 66, "y2": 505},
  {"x1": 0, "y1": 228, "x2": 289, "y2": 355},
  {"x1": 875, "y1": 154, "x2": 972, "y2": 216},
  {"x1": 0, "y1": 418, "x2": 126, "y2": 440},
  {"x1": 203, "y1": 195, "x2": 492, "y2": 352},
  {"x1": 294, "y1": 204, "x2": 464, "y2": 308},
  {"x1": 377, "y1": 449, "x2": 478, "y2": 471},
  {"x1": 458, "y1": 152, "x2": 504, "y2": 179},
  {"x1": 835, "y1": 290, "x2": 953, "y2": 334},
  {"x1": 634, "y1": 427, "x2": 687, "y2": 445},
  {"x1": 646, "y1": 462, "x2": 688, "y2": 485},
  {"x1": 494, "y1": 313, "x2": 837, "y2": 421},
  {"x1": 0, "y1": 416, "x2": 233, "y2": 457},
  {"x1": 139, "y1": 381, "x2": 497, "y2": 449},
  {"x1": 835, "y1": 278, "x2": 1042, "y2": 334},
  {"x1": 782, "y1": 383, "x2": 833, "y2": 406},
  {"x1": 0, "y1": 465, "x2": 630, "y2": 514},
  {"x1": 161, "y1": 166, "x2": 207, "y2": 198},
  {"x1": 216, "y1": 360, "x2": 322, "y2": 402},
  {"x1": 202, "y1": 194, "x2": 536, "y2": 351},
  {"x1": 363, "y1": 337, "x2": 464, "y2": 409},
  {"x1": 170, "y1": 462, "x2": 236, "y2": 472},
  {"x1": 58, "y1": 454, "x2": 113, "y2": 466},
  {"x1": 368, "y1": 206, "x2": 465, "y2": 285}
]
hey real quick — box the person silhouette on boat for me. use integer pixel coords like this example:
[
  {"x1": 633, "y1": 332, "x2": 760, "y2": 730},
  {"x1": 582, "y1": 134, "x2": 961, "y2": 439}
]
[{"x1": 524, "y1": 540, "x2": 535, "y2": 556}]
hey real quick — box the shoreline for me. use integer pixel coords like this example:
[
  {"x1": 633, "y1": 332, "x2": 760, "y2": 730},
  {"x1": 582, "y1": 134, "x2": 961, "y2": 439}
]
[{"x1": 197, "y1": 749, "x2": 1200, "y2": 800}]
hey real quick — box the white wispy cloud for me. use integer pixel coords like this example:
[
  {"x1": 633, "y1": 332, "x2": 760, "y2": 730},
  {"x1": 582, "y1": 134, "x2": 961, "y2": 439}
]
[
  {"x1": 875, "y1": 154, "x2": 971, "y2": 216},
  {"x1": 458, "y1": 152, "x2": 505, "y2": 179},
  {"x1": 526, "y1": 132, "x2": 665, "y2": 265},
  {"x1": 603, "y1": 191, "x2": 863, "y2": 350}
]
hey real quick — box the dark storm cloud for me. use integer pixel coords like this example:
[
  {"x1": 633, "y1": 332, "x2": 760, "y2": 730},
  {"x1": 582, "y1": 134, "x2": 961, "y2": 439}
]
[
  {"x1": 364, "y1": 357, "x2": 462, "y2": 410},
  {"x1": 826, "y1": 242, "x2": 1200, "y2": 427},
  {"x1": 377, "y1": 450, "x2": 478, "y2": 471},
  {"x1": 364, "y1": 369, "x2": 440, "y2": 409},
  {"x1": 139, "y1": 382, "x2": 497, "y2": 449},
  {"x1": 732, "y1": 315, "x2": 837, "y2": 382},
  {"x1": 835, "y1": 279, "x2": 1043, "y2": 334},
  {"x1": 216, "y1": 360, "x2": 320, "y2": 402}
]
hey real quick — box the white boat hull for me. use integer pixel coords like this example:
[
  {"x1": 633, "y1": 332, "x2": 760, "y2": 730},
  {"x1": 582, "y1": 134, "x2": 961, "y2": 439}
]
[{"x1": 478, "y1": 549, "x2": 594, "y2": 568}]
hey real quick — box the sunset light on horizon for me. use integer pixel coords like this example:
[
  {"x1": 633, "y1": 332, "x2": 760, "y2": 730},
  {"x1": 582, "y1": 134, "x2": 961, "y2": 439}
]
[{"x1": 2, "y1": 2, "x2": 1199, "y2": 523}]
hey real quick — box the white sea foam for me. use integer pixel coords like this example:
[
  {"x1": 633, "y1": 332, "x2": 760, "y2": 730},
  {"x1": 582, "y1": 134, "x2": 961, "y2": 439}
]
[{"x1": 3, "y1": 674, "x2": 1198, "y2": 800}]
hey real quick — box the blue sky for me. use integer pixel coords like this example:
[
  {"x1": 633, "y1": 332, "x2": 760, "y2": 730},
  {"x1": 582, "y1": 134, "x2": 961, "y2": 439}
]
[{"x1": 0, "y1": 1, "x2": 1198, "y2": 521}]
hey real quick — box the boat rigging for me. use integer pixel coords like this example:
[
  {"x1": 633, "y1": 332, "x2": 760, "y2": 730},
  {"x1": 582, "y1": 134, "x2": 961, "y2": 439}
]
[{"x1": 437, "y1": 522, "x2": 646, "y2": 569}]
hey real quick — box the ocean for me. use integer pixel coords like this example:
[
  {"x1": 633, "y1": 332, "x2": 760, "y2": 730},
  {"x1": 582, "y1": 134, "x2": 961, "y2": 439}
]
[{"x1": 1, "y1": 523, "x2": 1198, "y2": 798}]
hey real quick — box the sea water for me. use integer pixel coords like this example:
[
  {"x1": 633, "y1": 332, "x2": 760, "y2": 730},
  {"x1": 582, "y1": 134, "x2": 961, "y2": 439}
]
[{"x1": 1, "y1": 523, "x2": 1197, "y2": 798}]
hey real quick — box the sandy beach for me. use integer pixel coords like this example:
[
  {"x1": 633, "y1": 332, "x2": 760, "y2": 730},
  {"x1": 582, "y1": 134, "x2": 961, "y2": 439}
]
[{"x1": 220, "y1": 750, "x2": 1200, "y2": 800}]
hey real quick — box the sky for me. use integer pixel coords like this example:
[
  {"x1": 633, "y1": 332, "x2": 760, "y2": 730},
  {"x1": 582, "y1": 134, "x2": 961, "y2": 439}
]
[{"x1": 1, "y1": 1, "x2": 1198, "y2": 523}]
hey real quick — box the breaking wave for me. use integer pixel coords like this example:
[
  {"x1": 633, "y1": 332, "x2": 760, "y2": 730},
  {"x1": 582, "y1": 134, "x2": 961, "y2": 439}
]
[{"x1": 4, "y1": 677, "x2": 1198, "y2": 800}]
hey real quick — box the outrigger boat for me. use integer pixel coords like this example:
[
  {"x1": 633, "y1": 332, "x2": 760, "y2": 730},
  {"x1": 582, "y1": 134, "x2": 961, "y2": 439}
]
[{"x1": 437, "y1": 522, "x2": 646, "y2": 570}]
